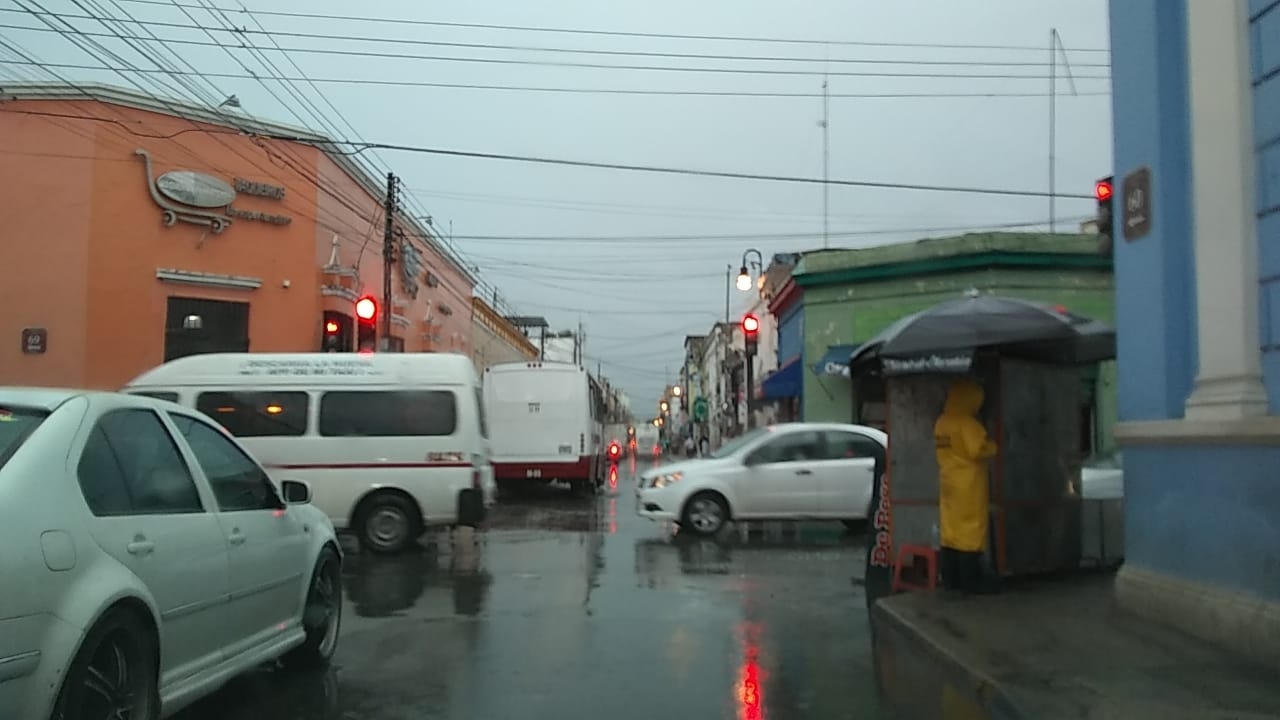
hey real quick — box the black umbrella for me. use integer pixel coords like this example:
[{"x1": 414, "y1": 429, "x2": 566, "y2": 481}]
[{"x1": 849, "y1": 294, "x2": 1116, "y2": 372}]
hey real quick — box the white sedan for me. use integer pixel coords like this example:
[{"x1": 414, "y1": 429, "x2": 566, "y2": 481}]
[
  {"x1": 0, "y1": 388, "x2": 342, "y2": 720},
  {"x1": 636, "y1": 423, "x2": 886, "y2": 536}
]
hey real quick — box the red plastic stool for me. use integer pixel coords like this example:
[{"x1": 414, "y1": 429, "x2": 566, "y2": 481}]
[{"x1": 891, "y1": 544, "x2": 939, "y2": 593}]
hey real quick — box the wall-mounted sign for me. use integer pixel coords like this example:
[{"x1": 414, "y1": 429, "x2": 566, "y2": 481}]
[
  {"x1": 21, "y1": 328, "x2": 47, "y2": 355},
  {"x1": 233, "y1": 178, "x2": 286, "y2": 200},
  {"x1": 136, "y1": 149, "x2": 231, "y2": 234},
  {"x1": 226, "y1": 207, "x2": 292, "y2": 225},
  {"x1": 1122, "y1": 165, "x2": 1152, "y2": 242},
  {"x1": 400, "y1": 240, "x2": 422, "y2": 298},
  {"x1": 156, "y1": 171, "x2": 236, "y2": 208}
]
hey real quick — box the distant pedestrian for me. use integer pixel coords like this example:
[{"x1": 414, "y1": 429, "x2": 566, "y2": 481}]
[
  {"x1": 699, "y1": 435, "x2": 710, "y2": 457},
  {"x1": 684, "y1": 436, "x2": 696, "y2": 459},
  {"x1": 934, "y1": 378, "x2": 1000, "y2": 595}
]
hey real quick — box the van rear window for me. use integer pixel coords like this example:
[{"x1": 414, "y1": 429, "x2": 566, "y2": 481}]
[
  {"x1": 196, "y1": 391, "x2": 309, "y2": 437},
  {"x1": 0, "y1": 406, "x2": 49, "y2": 471},
  {"x1": 319, "y1": 390, "x2": 457, "y2": 437}
]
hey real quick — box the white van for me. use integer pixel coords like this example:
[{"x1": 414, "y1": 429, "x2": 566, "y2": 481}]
[{"x1": 123, "y1": 352, "x2": 496, "y2": 554}]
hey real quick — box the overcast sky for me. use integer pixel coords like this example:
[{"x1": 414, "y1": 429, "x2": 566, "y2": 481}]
[{"x1": 1, "y1": 0, "x2": 1113, "y2": 414}]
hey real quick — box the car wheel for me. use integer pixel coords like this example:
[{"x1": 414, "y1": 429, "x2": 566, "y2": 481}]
[
  {"x1": 286, "y1": 547, "x2": 342, "y2": 668},
  {"x1": 681, "y1": 492, "x2": 729, "y2": 536},
  {"x1": 51, "y1": 607, "x2": 159, "y2": 720},
  {"x1": 357, "y1": 493, "x2": 421, "y2": 554}
]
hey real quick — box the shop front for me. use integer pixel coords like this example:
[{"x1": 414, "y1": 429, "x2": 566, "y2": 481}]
[{"x1": 0, "y1": 83, "x2": 476, "y2": 391}]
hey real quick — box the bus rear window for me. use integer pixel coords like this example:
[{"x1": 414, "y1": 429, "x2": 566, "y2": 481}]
[{"x1": 0, "y1": 406, "x2": 50, "y2": 471}]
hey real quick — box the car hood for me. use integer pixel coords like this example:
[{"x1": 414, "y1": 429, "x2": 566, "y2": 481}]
[{"x1": 641, "y1": 457, "x2": 731, "y2": 479}]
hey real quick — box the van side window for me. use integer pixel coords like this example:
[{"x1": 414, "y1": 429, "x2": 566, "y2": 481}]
[
  {"x1": 319, "y1": 390, "x2": 457, "y2": 437},
  {"x1": 195, "y1": 391, "x2": 309, "y2": 437},
  {"x1": 474, "y1": 387, "x2": 488, "y2": 438},
  {"x1": 131, "y1": 391, "x2": 179, "y2": 403}
]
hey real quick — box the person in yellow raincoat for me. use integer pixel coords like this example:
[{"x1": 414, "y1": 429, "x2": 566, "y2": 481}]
[{"x1": 934, "y1": 378, "x2": 998, "y2": 594}]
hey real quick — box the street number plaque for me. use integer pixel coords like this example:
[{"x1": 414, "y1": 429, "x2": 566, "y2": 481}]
[
  {"x1": 1122, "y1": 165, "x2": 1152, "y2": 241},
  {"x1": 21, "y1": 328, "x2": 47, "y2": 355}
]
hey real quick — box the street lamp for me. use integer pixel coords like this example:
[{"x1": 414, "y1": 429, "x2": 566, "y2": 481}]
[
  {"x1": 736, "y1": 248, "x2": 764, "y2": 292},
  {"x1": 671, "y1": 385, "x2": 682, "y2": 397}
]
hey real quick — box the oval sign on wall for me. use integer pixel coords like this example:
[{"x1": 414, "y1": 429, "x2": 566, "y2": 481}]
[{"x1": 155, "y1": 170, "x2": 236, "y2": 208}]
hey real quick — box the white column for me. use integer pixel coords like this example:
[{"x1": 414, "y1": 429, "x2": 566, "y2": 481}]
[{"x1": 1182, "y1": 0, "x2": 1269, "y2": 421}]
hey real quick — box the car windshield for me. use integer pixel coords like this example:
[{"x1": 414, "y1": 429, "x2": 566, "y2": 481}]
[
  {"x1": 708, "y1": 426, "x2": 772, "y2": 459},
  {"x1": 0, "y1": 405, "x2": 50, "y2": 471}
]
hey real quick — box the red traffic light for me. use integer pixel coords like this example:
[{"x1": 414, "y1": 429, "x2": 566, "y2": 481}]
[
  {"x1": 324, "y1": 320, "x2": 340, "y2": 335},
  {"x1": 354, "y1": 296, "x2": 378, "y2": 322},
  {"x1": 1095, "y1": 179, "x2": 1113, "y2": 202},
  {"x1": 742, "y1": 313, "x2": 760, "y2": 335}
]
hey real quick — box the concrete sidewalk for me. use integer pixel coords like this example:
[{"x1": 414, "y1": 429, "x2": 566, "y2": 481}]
[{"x1": 871, "y1": 571, "x2": 1280, "y2": 719}]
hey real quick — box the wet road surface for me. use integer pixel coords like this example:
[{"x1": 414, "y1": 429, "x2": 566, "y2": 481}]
[{"x1": 173, "y1": 459, "x2": 885, "y2": 720}]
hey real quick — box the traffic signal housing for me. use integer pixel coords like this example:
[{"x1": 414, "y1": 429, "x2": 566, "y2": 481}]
[
  {"x1": 1095, "y1": 176, "x2": 1114, "y2": 257},
  {"x1": 321, "y1": 311, "x2": 352, "y2": 352},
  {"x1": 355, "y1": 295, "x2": 378, "y2": 352},
  {"x1": 742, "y1": 313, "x2": 760, "y2": 356}
]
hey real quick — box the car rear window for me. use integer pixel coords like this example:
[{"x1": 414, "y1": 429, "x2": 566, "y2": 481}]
[{"x1": 0, "y1": 406, "x2": 50, "y2": 471}]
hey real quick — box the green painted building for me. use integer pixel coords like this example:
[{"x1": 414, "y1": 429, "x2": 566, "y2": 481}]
[{"x1": 791, "y1": 231, "x2": 1117, "y2": 456}]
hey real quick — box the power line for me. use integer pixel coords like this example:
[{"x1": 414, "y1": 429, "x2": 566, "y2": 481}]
[
  {"x1": 0, "y1": 8, "x2": 1114, "y2": 69},
  {"x1": 106, "y1": 0, "x2": 1112, "y2": 54},
  {"x1": 0, "y1": 23, "x2": 1111, "y2": 80},
  {"x1": 0, "y1": 62, "x2": 1113, "y2": 99},
  {"x1": 0, "y1": 105, "x2": 1098, "y2": 201}
]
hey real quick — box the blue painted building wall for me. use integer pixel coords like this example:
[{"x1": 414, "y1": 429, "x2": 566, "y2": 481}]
[
  {"x1": 1111, "y1": 0, "x2": 1280, "y2": 603},
  {"x1": 776, "y1": 305, "x2": 804, "y2": 367},
  {"x1": 1254, "y1": 0, "x2": 1280, "y2": 411}
]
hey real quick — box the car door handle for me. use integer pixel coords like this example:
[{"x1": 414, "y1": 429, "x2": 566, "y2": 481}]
[
  {"x1": 794, "y1": 469, "x2": 813, "y2": 475},
  {"x1": 228, "y1": 529, "x2": 246, "y2": 546},
  {"x1": 126, "y1": 539, "x2": 154, "y2": 556}
]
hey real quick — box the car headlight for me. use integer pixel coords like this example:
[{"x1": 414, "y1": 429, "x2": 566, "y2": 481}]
[{"x1": 652, "y1": 472, "x2": 683, "y2": 489}]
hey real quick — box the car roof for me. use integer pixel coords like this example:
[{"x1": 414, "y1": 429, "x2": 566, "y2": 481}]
[{"x1": 0, "y1": 386, "x2": 188, "y2": 413}]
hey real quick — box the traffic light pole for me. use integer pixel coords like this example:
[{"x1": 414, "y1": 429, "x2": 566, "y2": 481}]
[
  {"x1": 381, "y1": 173, "x2": 398, "y2": 351},
  {"x1": 744, "y1": 343, "x2": 756, "y2": 431}
]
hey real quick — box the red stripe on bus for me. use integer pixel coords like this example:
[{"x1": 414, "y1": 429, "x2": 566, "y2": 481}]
[{"x1": 264, "y1": 462, "x2": 473, "y2": 470}]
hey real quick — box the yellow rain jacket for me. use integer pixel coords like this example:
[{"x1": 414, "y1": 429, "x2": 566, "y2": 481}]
[{"x1": 934, "y1": 379, "x2": 998, "y2": 553}]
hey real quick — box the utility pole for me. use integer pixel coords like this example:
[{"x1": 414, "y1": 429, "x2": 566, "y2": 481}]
[
  {"x1": 1049, "y1": 29, "x2": 1056, "y2": 234},
  {"x1": 724, "y1": 264, "x2": 731, "y2": 323},
  {"x1": 382, "y1": 172, "x2": 398, "y2": 350},
  {"x1": 821, "y1": 74, "x2": 830, "y2": 249}
]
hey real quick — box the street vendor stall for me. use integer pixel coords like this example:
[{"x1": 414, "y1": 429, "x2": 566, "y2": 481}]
[{"x1": 856, "y1": 292, "x2": 1116, "y2": 606}]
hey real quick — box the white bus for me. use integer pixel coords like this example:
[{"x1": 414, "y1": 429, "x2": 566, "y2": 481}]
[
  {"x1": 123, "y1": 352, "x2": 496, "y2": 554},
  {"x1": 483, "y1": 361, "x2": 605, "y2": 494}
]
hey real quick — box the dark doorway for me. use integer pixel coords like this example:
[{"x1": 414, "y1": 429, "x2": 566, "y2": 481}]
[{"x1": 165, "y1": 296, "x2": 250, "y2": 362}]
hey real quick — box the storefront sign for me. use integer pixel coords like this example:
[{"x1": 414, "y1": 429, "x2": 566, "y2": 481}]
[
  {"x1": 881, "y1": 352, "x2": 973, "y2": 376},
  {"x1": 21, "y1": 328, "x2": 47, "y2": 355},
  {"x1": 225, "y1": 206, "x2": 292, "y2": 225},
  {"x1": 236, "y1": 357, "x2": 383, "y2": 377},
  {"x1": 233, "y1": 178, "x2": 286, "y2": 200},
  {"x1": 156, "y1": 170, "x2": 236, "y2": 208}
]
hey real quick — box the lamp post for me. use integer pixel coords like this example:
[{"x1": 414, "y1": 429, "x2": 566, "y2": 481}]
[{"x1": 736, "y1": 249, "x2": 765, "y2": 292}]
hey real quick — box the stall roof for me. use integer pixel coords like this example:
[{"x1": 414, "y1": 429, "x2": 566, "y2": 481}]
[
  {"x1": 760, "y1": 356, "x2": 803, "y2": 400},
  {"x1": 813, "y1": 344, "x2": 859, "y2": 377}
]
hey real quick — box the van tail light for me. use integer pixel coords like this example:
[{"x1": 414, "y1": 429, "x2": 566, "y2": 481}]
[
  {"x1": 472, "y1": 468, "x2": 482, "y2": 490},
  {"x1": 580, "y1": 433, "x2": 585, "y2": 453}
]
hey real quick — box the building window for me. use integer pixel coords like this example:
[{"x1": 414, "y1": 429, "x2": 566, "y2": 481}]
[
  {"x1": 196, "y1": 391, "x2": 310, "y2": 437},
  {"x1": 319, "y1": 390, "x2": 458, "y2": 437}
]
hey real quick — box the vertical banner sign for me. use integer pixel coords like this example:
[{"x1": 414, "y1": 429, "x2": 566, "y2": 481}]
[{"x1": 864, "y1": 464, "x2": 894, "y2": 610}]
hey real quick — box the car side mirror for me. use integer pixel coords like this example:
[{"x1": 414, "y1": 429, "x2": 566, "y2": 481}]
[{"x1": 281, "y1": 479, "x2": 311, "y2": 504}]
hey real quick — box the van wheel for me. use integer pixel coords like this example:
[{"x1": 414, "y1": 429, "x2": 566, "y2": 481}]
[{"x1": 356, "y1": 493, "x2": 421, "y2": 554}]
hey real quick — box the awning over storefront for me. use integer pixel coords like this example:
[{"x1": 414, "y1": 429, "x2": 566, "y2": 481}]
[
  {"x1": 813, "y1": 344, "x2": 859, "y2": 378},
  {"x1": 760, "y1": 356, "x2": 802, "y2": 400}
]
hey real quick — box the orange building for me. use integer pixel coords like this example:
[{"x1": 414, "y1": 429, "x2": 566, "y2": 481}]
[{"x1": 0, "y1": 83, "x2": 476, "y2": 391}]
